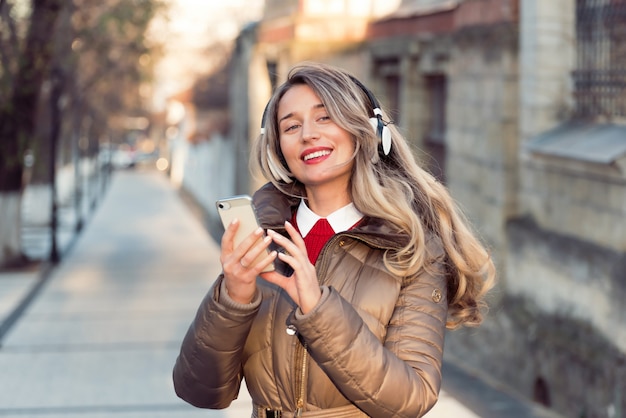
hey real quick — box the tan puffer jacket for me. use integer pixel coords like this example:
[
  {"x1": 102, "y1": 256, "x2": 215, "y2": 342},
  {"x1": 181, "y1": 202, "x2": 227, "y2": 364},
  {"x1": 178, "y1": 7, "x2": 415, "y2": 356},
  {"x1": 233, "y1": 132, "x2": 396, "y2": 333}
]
[{"x1": 173, "y1": 183, "x2": 449, "y2": 417}]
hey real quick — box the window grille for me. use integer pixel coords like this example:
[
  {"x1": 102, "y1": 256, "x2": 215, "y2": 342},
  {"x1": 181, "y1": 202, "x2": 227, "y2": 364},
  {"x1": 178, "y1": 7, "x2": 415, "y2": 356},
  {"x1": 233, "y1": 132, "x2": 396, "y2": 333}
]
[{"x1": 573, "y1": 0, "x2": 626, "y2": 120}]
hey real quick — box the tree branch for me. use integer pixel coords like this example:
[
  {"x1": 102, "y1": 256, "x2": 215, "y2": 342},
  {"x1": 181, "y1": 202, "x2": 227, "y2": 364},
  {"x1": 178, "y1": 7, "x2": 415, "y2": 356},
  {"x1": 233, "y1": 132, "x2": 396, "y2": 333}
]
[{"x1": 0, "y1": 0, "x2": 18, "y2": 84}]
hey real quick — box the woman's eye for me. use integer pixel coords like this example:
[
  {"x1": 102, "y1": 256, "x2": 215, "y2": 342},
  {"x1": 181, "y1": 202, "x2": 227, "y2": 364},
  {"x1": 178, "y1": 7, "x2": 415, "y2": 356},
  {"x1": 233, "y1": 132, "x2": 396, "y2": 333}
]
[
  {"x1": 318, "y1": 115, "x2": 330, "y2": 122},
  {"x1": 284, "y1": 124, "x2": 300, "y2": 133}
]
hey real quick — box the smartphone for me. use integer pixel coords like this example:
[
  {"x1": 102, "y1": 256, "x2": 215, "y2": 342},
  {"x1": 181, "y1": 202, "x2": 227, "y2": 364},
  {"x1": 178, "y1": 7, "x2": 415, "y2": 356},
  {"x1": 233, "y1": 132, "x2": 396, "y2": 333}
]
[
  {"x1": 216, "y1": 195, "x2": 274, "y2": 273},
  {"x1": 216, "y1": 196, "x2": 294, "y2": 276}
]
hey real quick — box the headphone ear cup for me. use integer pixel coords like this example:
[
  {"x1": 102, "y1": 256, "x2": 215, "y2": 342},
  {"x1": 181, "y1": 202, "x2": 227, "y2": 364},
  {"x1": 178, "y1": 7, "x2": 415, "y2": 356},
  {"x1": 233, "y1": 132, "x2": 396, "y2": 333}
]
[
  {"x1": 381, "y1": 124, "x2": 392, "y2": 155},
  {"x1": 369, "y1": 117, "x2": 392, "y2": 156}
]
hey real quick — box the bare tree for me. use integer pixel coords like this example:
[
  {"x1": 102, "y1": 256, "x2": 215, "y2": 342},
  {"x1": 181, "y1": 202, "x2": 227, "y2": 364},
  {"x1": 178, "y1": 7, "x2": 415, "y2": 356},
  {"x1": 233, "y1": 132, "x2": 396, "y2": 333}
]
[
  {"x1": 0, "y1": 0, "x2": 165, "y2": 267},
  {"x1": 0, "y1": 0, "x2": 63, "y2": 267}
]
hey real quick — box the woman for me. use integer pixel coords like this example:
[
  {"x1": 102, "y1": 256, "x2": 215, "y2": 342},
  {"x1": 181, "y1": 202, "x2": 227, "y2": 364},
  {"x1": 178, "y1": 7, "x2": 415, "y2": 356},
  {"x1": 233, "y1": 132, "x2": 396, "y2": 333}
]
[{"x1": 173, "y1": 62, "x2": 495, "y2": 417}]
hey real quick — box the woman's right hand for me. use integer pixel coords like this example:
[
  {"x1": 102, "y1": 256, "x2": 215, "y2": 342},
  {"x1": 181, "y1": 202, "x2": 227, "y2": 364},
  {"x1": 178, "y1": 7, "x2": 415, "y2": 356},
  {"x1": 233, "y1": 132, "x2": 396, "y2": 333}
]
[{"x1": 220, "y1": 219, "x2": 276, "y2": 304}]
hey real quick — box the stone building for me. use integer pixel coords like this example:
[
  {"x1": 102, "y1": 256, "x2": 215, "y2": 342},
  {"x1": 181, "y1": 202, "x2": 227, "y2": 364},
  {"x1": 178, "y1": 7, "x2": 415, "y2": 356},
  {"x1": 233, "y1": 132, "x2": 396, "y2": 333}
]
[{"x1": 224, "y1": 0, "x2": 626, "y2": 416}]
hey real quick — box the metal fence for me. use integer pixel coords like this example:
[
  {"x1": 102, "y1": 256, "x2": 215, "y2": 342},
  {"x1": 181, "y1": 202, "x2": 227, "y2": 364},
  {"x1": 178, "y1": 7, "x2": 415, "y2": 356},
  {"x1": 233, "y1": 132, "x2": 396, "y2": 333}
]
[
  {"x1": 573, "y1": 0, "x2": 626, "y2": 120},
  {"x1": 20, "y1": 157, "x2": 112, "y2": 263}
]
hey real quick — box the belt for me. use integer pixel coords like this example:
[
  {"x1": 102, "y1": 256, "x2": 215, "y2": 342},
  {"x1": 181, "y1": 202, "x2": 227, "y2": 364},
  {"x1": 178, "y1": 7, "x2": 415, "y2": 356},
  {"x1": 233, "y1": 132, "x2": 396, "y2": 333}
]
[
  {"x1": 258, "y1": 408, "x2": 283, "y2": 418},
  {"x1": 254, "y1": 404, "x2": 368, "y2": 418}
]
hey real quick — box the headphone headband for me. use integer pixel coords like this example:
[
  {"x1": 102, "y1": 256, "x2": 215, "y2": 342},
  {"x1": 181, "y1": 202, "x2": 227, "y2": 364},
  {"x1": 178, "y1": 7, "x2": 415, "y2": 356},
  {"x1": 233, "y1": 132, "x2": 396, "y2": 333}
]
[
  {"x1": 348, "y1": 76, "x2": 382, "y2": 114},
  {"x1": 348, "y1": 76, "x2": 391, "y2": 156}
]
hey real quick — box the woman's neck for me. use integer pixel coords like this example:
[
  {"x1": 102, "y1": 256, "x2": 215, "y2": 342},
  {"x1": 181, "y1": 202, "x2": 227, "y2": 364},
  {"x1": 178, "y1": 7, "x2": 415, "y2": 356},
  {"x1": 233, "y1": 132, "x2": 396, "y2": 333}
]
[{"x1": 304, "y1": 185, "x2": 352, "y2": 217}]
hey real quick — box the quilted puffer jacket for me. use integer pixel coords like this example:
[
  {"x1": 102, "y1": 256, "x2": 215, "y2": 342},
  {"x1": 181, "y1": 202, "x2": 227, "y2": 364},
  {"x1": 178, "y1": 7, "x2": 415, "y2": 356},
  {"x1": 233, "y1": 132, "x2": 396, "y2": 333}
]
[{"x1": 173, "y1": 183, "x2": 449, "y2": 417}]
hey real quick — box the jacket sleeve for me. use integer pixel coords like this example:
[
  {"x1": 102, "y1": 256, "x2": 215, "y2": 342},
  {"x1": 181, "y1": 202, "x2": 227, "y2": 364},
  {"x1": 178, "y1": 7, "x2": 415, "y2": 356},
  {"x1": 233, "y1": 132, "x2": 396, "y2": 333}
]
[
  {"x1": 291, "y1": 254, "x2": 448, "y2": 417},
  {"x1": 172, "y1": 275, "x2": 261, "y2": 409}
]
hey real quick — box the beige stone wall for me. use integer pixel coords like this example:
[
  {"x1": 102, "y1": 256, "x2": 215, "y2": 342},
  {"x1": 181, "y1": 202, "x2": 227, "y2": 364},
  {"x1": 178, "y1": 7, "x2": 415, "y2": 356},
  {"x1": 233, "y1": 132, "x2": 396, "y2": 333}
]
[
  {"x1": 444, "y1": 27, "x2": 519, "y2": 267},
  {"x1": 445, "y1": 0, "x2": 626, "y2": 412},
  {"x1": 513, "y1": 0, "x2": 626, "y2": 351},
  {"x1": 516, "y1": 2, "x2": 626, "y2": 248},
  {"x1": 520, "y1": 157, "x2": 626, "y2": 251},
  {"x1": 519, "y1": 0, "x2": 575, "y2": 141},
  {"x1": 506, "y1": 215, "x2": 626, "y2": 352}
]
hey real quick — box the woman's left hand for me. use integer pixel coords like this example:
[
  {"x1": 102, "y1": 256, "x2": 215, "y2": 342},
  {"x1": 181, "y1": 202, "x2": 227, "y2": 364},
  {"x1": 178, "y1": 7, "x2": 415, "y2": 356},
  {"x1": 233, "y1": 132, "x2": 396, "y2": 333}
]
[{"x1": 261, "y1": 221, "x2": 321, "y2": 314}]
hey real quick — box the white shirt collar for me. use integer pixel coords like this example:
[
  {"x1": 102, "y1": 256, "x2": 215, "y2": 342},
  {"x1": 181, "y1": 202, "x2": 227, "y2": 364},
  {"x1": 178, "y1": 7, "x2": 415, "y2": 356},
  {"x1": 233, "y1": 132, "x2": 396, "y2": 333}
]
[{"x1": 296, "y1": 199, "x2": 363, "y2": 238}]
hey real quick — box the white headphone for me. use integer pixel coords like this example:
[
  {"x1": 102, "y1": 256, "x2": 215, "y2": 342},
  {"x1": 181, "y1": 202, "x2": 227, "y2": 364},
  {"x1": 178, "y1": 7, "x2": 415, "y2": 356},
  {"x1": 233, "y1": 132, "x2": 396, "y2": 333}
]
[
  {"x1": 350, "y1": 76, "x2": 392, "y2": 156},
  {"x1": 261, "y1": 76, "x2": 392, "y2": 183}
]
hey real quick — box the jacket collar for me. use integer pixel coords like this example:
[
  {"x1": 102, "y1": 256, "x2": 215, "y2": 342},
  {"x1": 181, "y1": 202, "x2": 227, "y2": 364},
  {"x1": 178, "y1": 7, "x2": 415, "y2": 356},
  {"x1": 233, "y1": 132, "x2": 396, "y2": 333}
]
[
  {"x1": 252, "y1": 183, "x2": 409, "y2": 250},
  {"x1": 296, "y1": 199, "x2": 363, "y2": 237}
]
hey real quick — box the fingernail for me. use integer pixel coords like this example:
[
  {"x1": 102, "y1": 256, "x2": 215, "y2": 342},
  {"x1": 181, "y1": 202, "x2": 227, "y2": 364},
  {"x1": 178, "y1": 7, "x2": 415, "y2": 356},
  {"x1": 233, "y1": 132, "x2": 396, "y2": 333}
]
[{"x1": 255, "y1": 227, "x2": 263, "y2": 235}]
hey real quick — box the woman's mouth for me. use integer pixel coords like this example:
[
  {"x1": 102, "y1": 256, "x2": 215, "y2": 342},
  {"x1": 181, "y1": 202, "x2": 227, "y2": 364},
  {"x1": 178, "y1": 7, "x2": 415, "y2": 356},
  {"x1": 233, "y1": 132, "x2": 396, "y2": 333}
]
[{"x1": 302, "y1": 149, "x2": 331, "y2": 162}]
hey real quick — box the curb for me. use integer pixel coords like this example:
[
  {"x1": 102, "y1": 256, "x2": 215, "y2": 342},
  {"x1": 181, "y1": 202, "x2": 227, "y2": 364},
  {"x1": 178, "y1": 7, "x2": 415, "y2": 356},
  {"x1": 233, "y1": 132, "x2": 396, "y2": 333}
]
[{"x1": 0, "y1": 261, "x2": 55, "y2": 346}]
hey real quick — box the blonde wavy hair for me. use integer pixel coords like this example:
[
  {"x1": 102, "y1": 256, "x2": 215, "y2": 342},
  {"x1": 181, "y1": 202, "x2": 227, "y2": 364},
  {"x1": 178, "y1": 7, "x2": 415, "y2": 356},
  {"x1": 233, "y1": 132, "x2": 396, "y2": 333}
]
[{"x1": 251, "y1": 62, "x2": 495, "y2": 329}]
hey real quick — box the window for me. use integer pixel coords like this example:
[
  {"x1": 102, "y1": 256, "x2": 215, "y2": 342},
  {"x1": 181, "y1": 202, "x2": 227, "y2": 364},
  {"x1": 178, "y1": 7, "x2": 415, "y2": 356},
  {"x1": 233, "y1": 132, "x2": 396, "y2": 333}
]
[
  {"x1": 374, "y1": 58, "x2": 401, "y2": 124},
  {"x1": 424, "y1": 74, "x2": 447, "y2": 183},
  {"x1": 267, "y1": 61, "x2": 278, "y2": 92},
  {"x1": 573, "y1": 0, "x2": 626, "y2": 121}
]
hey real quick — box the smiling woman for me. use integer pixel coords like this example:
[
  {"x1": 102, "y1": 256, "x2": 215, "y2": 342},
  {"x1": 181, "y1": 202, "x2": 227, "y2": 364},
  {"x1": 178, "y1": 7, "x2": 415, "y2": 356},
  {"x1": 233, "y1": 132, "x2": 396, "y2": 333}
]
[{"x1": 173, "y1": 62, "x2": 496, "y2": 418}]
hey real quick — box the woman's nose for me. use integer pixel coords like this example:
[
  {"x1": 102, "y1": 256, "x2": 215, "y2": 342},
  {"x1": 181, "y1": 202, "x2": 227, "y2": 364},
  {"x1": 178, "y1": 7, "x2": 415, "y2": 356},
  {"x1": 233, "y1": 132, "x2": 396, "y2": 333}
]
[{"x1": 302, "y1": 120, "x2": 320, "y2": 141}]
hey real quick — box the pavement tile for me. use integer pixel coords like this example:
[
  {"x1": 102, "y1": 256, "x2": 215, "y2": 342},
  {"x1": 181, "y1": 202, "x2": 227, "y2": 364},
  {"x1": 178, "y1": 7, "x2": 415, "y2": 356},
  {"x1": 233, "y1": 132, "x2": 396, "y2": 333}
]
[{"x1": 0, "y1": 272, "x2": 39, "y2": 324}]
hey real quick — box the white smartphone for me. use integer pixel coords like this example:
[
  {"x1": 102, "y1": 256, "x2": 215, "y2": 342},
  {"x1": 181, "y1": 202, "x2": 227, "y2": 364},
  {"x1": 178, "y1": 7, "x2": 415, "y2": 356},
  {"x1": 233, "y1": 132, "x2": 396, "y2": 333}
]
[
  {"x1": 216, "y1": 195, "x2": 274, "y2": 273},
  {"x1": 216, "y1": 195, "x2": 294, "y2": 276}
]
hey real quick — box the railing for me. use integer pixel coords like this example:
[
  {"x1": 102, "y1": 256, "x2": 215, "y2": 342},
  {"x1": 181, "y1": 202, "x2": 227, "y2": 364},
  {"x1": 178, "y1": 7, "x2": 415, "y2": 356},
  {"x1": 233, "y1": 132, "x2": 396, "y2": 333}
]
[
  {"x1": 20, "y1": 156, "x2": 111, "y2": 263},
  {"x1": 573, "y1": 0, "x2": 626, "y2": 120}
]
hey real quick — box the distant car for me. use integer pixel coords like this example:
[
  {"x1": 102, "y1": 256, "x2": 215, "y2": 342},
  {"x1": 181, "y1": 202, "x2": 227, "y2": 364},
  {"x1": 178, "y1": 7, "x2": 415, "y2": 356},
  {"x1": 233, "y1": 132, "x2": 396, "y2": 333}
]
[
  {"x1": 99, "y1": 144, "x2": 137, "y2": 169},
  {"x1": 111, "y1": 144, "x2": 136, "y2": 169}
]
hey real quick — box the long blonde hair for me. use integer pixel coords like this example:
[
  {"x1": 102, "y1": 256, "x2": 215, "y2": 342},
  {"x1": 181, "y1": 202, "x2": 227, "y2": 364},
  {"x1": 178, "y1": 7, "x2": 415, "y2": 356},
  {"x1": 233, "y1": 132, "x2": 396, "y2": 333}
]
[{"x1": 251, "y1": 62, "x2": 495, "y2": 329}]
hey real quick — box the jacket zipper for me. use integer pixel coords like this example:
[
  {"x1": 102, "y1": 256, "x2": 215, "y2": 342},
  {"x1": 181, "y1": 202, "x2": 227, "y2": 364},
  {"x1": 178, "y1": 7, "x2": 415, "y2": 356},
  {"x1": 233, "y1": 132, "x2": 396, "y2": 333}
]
[
  {"x1": 292, "y1": 235, "x2": 348, "y2": 416},
  {"x1": 292, "y1": 235, "x2": 339, "y2": 416},
  {"x1": 293, "y1": 234, "x2": 382, "y2": 416},
  {"x1": 294, "y1": 341, "x2": 307, "y2": 417}
]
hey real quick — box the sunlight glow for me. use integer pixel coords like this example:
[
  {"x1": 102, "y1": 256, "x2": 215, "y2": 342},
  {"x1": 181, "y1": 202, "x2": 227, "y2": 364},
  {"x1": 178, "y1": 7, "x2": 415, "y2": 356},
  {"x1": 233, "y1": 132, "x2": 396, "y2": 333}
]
[{"x1": 149, "y1": 0, "x2": 264, "y2": 112}]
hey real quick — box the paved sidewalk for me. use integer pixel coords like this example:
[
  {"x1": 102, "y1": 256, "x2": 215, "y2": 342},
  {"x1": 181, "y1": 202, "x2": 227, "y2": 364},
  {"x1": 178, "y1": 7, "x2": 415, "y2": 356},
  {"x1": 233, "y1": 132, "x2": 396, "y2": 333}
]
[{"x1": 0, "y1": 169, "x2": 559, "y2": 417}]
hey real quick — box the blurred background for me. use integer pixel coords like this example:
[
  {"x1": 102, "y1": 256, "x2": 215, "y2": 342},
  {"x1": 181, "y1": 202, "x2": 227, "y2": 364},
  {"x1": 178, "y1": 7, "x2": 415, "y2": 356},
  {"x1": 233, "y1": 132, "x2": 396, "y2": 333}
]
[{"x1": 0, "y1": 0, "x2": 625, "y2": 417}]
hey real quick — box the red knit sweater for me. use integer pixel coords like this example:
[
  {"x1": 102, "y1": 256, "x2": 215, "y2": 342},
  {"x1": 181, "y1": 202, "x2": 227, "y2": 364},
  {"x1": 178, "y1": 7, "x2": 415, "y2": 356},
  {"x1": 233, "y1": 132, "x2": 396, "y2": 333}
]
[
  {"x1": 292, "y1": 211, "x2": 363, "y2": 264},
  {"x1": 291, "y1": 212, "x2": 335, "y2": 264}
]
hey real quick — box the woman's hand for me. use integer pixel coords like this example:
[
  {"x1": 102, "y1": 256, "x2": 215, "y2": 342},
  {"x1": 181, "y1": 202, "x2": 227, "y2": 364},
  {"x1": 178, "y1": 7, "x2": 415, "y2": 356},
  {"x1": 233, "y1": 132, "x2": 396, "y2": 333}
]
[
  {"x1": 220, "y1": 219, "x2": 276, "y2": 304},
  {"x1": 262, "y1": 221, "x2": 321, "y2": 314}
]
